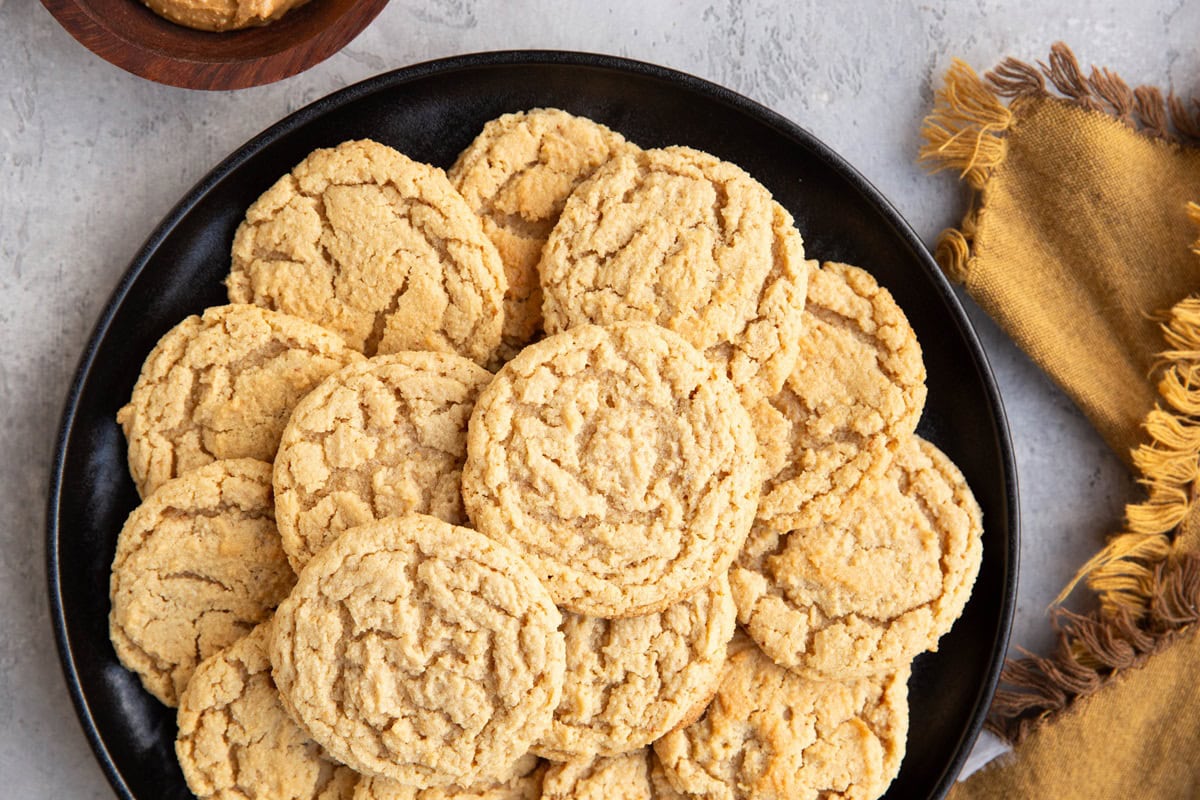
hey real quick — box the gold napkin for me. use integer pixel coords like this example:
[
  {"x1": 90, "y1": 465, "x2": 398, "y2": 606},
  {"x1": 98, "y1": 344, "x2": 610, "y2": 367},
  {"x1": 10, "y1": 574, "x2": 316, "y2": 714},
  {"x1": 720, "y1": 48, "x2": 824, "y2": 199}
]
[
  {"x1": 921, "y1": 44, "x2": 1200, "y2": 462},
  {"x1": 954, "y1": 618, "x2": 1200, "y2": 799},
  {"x1": 919, "y1": 43, "x2": 1200, "y2": 798}
]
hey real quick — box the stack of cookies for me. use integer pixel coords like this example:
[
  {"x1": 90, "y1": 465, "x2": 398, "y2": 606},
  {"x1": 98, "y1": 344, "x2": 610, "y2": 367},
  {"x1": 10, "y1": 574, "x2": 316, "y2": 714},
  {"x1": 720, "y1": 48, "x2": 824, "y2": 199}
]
[{"x1": 108, "y1": 109, "x2": 983, "y2": 800}]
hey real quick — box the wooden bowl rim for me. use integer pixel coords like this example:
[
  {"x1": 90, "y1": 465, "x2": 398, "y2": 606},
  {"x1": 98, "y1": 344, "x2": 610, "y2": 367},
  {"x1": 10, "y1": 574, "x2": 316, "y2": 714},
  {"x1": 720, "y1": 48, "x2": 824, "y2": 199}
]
[{"x1": 40, "y1": 0, "x2": 390, "y2": 90}]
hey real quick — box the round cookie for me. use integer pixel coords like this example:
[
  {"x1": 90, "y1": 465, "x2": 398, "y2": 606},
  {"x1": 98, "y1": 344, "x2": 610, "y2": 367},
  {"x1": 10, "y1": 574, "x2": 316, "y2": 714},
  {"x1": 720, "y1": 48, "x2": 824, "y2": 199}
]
[
  {"x1": 448, "y1": 108, "x2": 634, "y2": 364},
  {"x1": 542, "y1": 750, "x2": 662, "y2": 800},
  {"x1": 142, "y1": 0, "x2": 309, "y2": 31},
  {"x1": 353, "y1": 755, "x2": 545, "y2": 800},
  {"x1": 535, "y1": 575, "x2": 736, "y2": 761},
  {"x1": 117, "y1": 303, "x2": 361, "y2": 498},
  {"x1": 541, "y1": 750, "x2": 694, "y2": 799},
  {"x1": 227, "y1": 138, "x2": 506, "y2": 364},
  {"x1": 648, "y1": 751, "x2": 692, "y2": 800},
  {"x1": 653, "y1": 638, "x2": 909, "y2": 800},
  {"x1": 461, "y1": 322, "x2": 761, "y2": 618},
  {"x1": 730, "y1": 436, "x2": 984, "y2": 680},
  {"x1": 754, "y1": 260, "x2": 926, "y2": 520},
  {"x1": 176, "y1": 621, "x2": 358, "y2": 800},
  {"x1": 273, "y1": 351, "x2": 493, "y2": 571},
  {"x1": 539, "y1": 145, "x2": 808, "y2": 405},
  {"x1": 270, "y1": 514, "x2": 565, "y2": 788},
  {"x1": 109, "y1": 459, "x2": 296, "y2": 707}
]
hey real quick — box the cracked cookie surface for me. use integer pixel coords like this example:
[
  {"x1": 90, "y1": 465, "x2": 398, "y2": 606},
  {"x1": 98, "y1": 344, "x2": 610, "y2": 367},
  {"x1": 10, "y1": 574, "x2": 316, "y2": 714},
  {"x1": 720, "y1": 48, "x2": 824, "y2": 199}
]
[
  {"x1": 754, "y1": 261, "x2": 926, "y2": 520},
  {"x1": 541, "y1": 749, "x2": 693, "y2": 799},
  {"x1": 653, "y1": 637, "x2": 909, "y2": 800},
  {"x1": 176, "y1": 621, "x2": 357, "y2": 800},
  {"x1": 448, "y1": 109, "x2": 633, "y2": 365},
  {"x1": 461, "y1": 322, "x2": 760, "y2": 618},
  {"x1": 730, "y1": 436, "x2": 983, "y2": 680},
  {"x1": 352, "y1": 754, "x2": 545, "y2": 800},
  {"x1": 269, "y1": 514, "x2": 565, "y2": 787},
  {"x1": 535, "y1": 575, "x2": 735, "y2": 760},
  {"x1": 227, "y1": 139, "x2": 506, "y2": 364},
  {"x1": 117, "y1": 303, "x2": 361, "y2": 498},
  {"x1": 648, "y1": 750, "x2": 691, "y2": 800},
  {"x1": 273, "y1": 351, "x2": 493, "y2": 571},
  {"x1": 109, "y1": 459, "x2": 296, "y2": 707},
  {"x1": 538, "y1": 145, "x2": 808, "y2": 406},
  {"x1": 542, "y1": 749, "x2": 678, "y2": 800}
]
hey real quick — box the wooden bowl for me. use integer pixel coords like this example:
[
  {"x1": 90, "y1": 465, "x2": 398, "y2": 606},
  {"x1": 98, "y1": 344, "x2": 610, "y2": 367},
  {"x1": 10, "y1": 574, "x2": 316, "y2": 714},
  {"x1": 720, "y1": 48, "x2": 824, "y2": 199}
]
[{"x1": 41, "y1": 0, "x2": 390, "y2": 90}]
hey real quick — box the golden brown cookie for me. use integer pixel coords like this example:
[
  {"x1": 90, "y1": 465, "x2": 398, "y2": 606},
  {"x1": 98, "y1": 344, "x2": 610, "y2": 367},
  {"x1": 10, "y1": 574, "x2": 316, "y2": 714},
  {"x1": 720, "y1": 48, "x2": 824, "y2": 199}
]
[
  {"x1": 541, "y1": 750, "x2": 655, "y2": 800},
  {"x1": 353, "y1": 754, "x2": 545, "y2": 800},
  {"x1": 461, "y1": 322, "x2": 761, "y2": 618},
  {"x1": 227, "y1": 139, "x2": 506, "y2": 364},
  {"x1": 273, "y1": 351, "x2": 493, "y2": 571},
  {"x1": 535, "y1": 575, "x2": 735, "y2": 761},
  {"x1": 648, "y1": 751, "x2": 692, "y2": 800},
  {"x1": 117, "y1": 303, "x2": 361, "y2": 498},
  {"x1": 448, "y1": 108, "x2": 634, "y2": 364},
  {"x1": 176, "y1": 621, "x2": 357, "y2": 800},
  {"x1": 109, "y1": 459, "x2": 295, "y2": 707},
  {"x1": 730, "y1": 436, "x2": 983, "y2": 680},
  {"x1": 142, "y1": 0, "x2": 308, "y2": 31},
  {"x1": 540, "y1": 749, "x2": 694, "y2": 800},
  {"x1": 270, "y1": 514, "x2": 565, "y2": 788},
  {"x1": 653, "y1": 638, "x2": 909, "y2": 800},
  {"x1": 539, "y1": 145, "x2": 808, "y2": 406},
  {"x1": 754, "y1": 260, "x2": 926, "y2": 520}
]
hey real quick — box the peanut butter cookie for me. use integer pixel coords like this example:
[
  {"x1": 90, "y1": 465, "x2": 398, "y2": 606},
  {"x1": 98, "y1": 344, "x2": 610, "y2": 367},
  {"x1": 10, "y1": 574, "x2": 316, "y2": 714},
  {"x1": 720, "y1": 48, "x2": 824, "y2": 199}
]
[
  {"x1": 539, "y1": 146, "x2": 808, "y2": 406},
  {"x1": 648, "y1": 751, "x2": 691, "y2": 800},
  {"x1": 176, "y1": 621, "x2": 357, "y2": 800},
  {"x1": 730, "y1": 436, "x2": 983, "y2": 680},
  {"x1": 117, "y1": 303, "x2": 361, "y2": 498},
  {"x1": 109, "y1": 459, "x2": 295, "y2": 707},
  {"x1": 542, "y1": 750, "x2": 659, "y2": 800},
  {"x1": 448, "y1": 109, "x2": 634, "y2": 365},
  {"x1": 755, "y1": 261, "x2": 926, "y2": 520},
  {"x1": 273, "y1": 351, "x2": 493, "y2": 571},
  {"x1": 461, "y1": 322, "x2": 760, "y2": 618},
  {"x1": 653, "y1": 637, "x2": 909, "y2": 800},
  {"x1": 535, "y1": 575, "x2": 735, "y2": 761},
  {"x1": 270, "y1": 514, "x2": 565, "y2": 788},
  {"x1": 227, "y1": 139, "x2": 506, "y2": 364},
  {"x1": 353, "y1": 754, "x2": 545, "y2": 800},
  {"x1": 541, "y1": 749, "x2": 694, "y2": 799}
]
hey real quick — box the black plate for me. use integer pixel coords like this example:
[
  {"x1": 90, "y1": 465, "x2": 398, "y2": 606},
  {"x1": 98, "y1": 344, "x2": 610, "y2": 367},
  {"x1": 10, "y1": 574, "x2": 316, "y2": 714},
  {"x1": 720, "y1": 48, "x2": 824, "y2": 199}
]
[{"x1": 48, "y1": 51, "x2": 1018, "y2": 800}]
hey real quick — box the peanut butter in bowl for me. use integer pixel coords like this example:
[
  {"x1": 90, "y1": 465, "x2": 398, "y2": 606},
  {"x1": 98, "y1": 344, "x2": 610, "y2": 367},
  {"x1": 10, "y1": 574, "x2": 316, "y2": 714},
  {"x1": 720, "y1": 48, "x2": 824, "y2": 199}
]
[{"x1": 142, "y1": 0, "x2": 311, "y2": 31}]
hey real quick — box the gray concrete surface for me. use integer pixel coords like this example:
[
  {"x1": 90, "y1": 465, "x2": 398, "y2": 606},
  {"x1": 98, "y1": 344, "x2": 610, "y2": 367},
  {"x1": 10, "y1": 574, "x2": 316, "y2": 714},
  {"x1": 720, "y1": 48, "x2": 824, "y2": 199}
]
[{"x1": 2, "y1": 0, "x2": 1196, "y2": 794}]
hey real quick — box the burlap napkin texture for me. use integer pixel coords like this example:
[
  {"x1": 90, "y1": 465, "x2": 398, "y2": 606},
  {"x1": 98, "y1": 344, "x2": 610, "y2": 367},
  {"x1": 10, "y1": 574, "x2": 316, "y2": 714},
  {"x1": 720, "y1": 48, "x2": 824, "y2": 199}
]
[{"x1": 920, "y1": 43, "x2": 1200, "y2": 799}]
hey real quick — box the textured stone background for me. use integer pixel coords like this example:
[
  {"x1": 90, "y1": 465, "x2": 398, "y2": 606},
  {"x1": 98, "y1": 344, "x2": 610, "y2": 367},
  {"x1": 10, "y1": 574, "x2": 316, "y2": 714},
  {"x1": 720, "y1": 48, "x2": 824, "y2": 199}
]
[{"x1": 2, "y1": 0, "x2": 1197, "y2": 794}]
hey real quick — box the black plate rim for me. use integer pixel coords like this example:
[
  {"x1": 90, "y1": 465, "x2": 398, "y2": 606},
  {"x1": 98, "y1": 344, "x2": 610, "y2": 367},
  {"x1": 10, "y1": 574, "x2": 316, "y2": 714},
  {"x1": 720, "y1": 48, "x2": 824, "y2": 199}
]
[{"x1": 47, "y1": 49, "x2": 1019, "y2": 800}]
